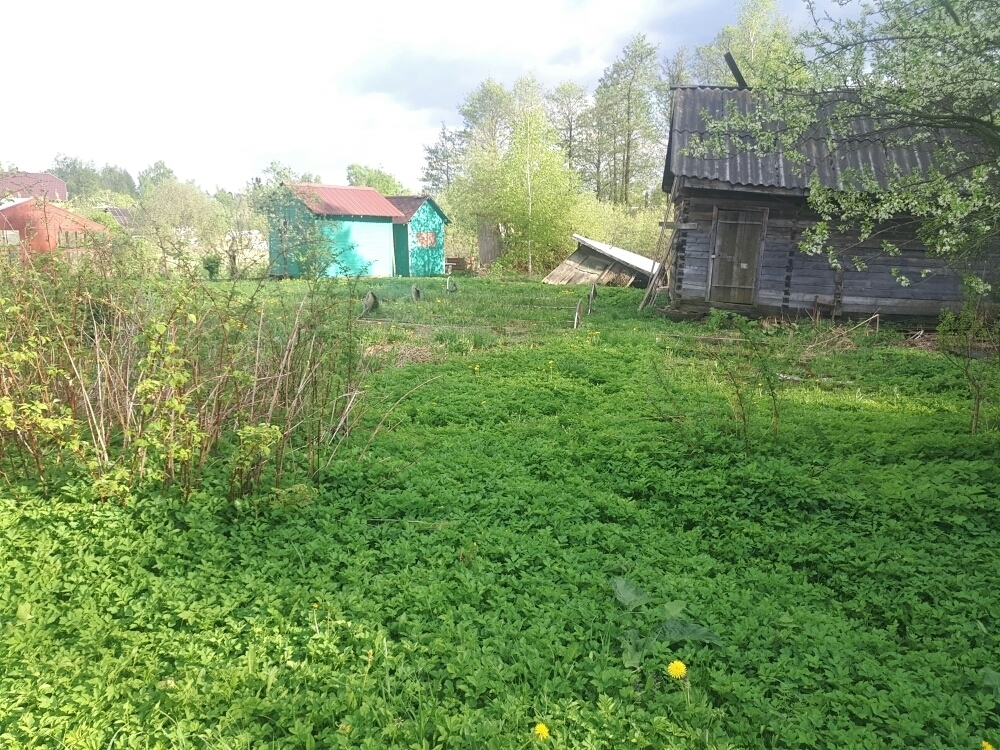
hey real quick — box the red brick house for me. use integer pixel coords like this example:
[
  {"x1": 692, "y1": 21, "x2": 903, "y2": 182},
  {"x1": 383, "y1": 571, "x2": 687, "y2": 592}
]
[{"x1": 0, "y1": 197, "x2": 108, "y2": 254}]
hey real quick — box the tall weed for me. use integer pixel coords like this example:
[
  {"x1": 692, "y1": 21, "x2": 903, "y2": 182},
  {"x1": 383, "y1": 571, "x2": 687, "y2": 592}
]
[{"x1": 0, "y1": 249, "x2": 366, "y2": 499}]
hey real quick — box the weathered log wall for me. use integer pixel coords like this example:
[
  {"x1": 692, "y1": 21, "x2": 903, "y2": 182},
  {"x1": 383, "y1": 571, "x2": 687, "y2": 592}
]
[{"x1": 671, "y1": 188, "x2": 969, "y2": 319}]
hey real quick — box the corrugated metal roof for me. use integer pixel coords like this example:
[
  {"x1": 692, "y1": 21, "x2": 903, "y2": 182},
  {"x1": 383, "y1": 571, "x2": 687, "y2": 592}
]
[
  {"x1": 571, "y1": 235, "x2": 659, "y2": 275},
  {"x1": 665, "y1": 87, "x2": 958, "y2": 193},
  {"x1": 385, "y1": 195, "x2": 452, "y2": 225},
  {"x1": 385, "y1": 195, "x2": 427, "y2": 222},
  {"x1": 290, "y1": 183, "x2": 404, "y2": 219},
  {"x1": 0, "y1": 172, "x2": 69, "y2": 201}
]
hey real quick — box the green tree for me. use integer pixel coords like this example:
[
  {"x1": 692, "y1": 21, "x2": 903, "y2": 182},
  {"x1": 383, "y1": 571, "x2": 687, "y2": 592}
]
[
  {"x1": 460, "y1": 78, "x2": 515, "y2": 155},
  {"x1": 713, "y1": 0, "x2": 999, "y2": 268},
  {"x1": 692, "y1": 0, "x2": 805, "y2": 86},
  {"x1": 249, "y1": 163, "x2": 328, "y2": 278},
  {"x1": 454, "y1": 76, "x2": 579, "y2": 273},
  {"x1": 98, "y1": 165, "x2": 137, "y2": 197},
  {"x1": 585, "y1": 35, "x2": 663, "y2": 206},
  {"x1": 657, "y1": 46, "x2": 694, "y2": 139},
  {"x1": 345, "y1": 164, "x2": 409, "y2": 195},
  {"x1": 138, "y1": 161, "x2": 177, "y2": 195},
  {"x1": 421, "y1": 125, "x2": 467, "y2": 195},
  {"x1": 135, "y1": 178, "x2": 226, "y2": 275},
  {"x1": 545, "y1": 81, "x2": 590, "y2": 171},
  {"x1": 51, "y1": 155, "x2": 102, "y2": 200}
]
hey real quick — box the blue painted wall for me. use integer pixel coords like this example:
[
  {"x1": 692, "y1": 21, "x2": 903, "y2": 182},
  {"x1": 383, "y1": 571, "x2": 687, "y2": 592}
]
[
  {"x1": 322, "y1": 217, "x2": 394, "y2": 277},
  {"x1": 269, "y1": 210, "x2": 395, "y2": 277},
  {"x1": 406, "y1": 201, "x2": 447, "y2": 276}
]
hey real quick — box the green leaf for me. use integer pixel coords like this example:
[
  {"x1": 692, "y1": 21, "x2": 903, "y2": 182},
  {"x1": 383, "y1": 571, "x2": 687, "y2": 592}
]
[
  {"x1": 621, "y1": 629, "x2": 652, "y2": 669},
  {"x1": 611, "y1": 577, "x2": 650, "y2": 611},
  {"x1": 654, "y1": 600, "x2": 687, "y2": 620},
  {"x1": 656, "y1": 619, "x2": 723, "y2": 646},
  {"x1": 984, "y1": 667, "x2": 1000, "y2": 699}
]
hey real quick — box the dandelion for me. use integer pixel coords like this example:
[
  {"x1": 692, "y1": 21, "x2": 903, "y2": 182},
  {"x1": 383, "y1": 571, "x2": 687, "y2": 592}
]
[
  {"x1": 667, "y1": 660, "x2": 687, "y2": 679},
  {"x1": 984, "y1": 742, "x2": 995, "y2": 750},
  {"x1": 533, "y1": 722, "x2": 550, "y2": 740},
  {"x1": 311, "y1": 602, "x2": 319, "y2": 609}
]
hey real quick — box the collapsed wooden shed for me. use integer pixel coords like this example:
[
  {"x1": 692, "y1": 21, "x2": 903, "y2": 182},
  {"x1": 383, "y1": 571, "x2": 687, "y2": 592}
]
[
  {"x1": 648, "y1": 86, "x2": 995, "y2": 319},
  {"x1": 544, "y1": 235, "x2": 659, "y2": 288}
]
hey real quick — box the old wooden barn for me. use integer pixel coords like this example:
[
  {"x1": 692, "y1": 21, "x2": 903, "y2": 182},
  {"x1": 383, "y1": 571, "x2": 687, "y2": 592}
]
[{"x1": 653, "y1": 86, "x2": 992, "y2": 319}]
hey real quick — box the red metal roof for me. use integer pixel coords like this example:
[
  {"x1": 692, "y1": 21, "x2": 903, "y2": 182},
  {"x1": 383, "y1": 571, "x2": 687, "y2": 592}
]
[
  {"x1": 290, "y1": 183, "x2": 404, "y2": 219},
  {"x1": 0, "y1": 172, "x2": 69, "y2": 201}
]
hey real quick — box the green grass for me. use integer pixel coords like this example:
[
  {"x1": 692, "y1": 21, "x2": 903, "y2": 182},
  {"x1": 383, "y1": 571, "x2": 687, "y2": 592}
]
[{"x1": 2, "y1": 280, "x2": 999, "y2": 749}]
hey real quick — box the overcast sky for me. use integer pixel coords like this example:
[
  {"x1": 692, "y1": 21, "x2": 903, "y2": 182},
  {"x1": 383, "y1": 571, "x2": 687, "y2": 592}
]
[{"x1": 4, "y1": 0, "x2": 815, "y2": 193}]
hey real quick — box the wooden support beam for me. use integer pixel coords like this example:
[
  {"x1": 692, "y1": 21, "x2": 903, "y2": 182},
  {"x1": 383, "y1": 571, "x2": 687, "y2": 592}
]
[{"x1": 658, "y1": 221, "x2": 698, "y2": 230}]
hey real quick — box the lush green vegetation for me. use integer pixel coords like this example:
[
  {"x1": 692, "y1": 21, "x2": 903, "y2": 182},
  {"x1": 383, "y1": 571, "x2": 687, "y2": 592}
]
[{"x1": 2, "y1": 278, "x2": 999, "y2": 749}]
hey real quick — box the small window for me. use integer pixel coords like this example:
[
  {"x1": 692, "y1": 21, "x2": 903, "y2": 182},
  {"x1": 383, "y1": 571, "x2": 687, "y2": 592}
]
[
  {"x1": 415, "y1": 231, "x2": 437, "y2": 248},
  {"x1": 1, "y1": 229, "x2": 19, "y2": 246}
]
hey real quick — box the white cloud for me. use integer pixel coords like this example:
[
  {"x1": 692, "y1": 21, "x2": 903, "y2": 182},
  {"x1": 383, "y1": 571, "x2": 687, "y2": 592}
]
[{"x1": 2, "y1": 0, "x2": 813, "y2": 191}]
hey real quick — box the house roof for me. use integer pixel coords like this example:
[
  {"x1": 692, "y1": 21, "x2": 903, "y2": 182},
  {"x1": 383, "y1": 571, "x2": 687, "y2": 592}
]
[
  {"x1": 664, "y1": 86, "x2": 957, "y2": 195},
  {"x1": 571, "y1": 235, "x2": 659, "y2": 275},
  {"x1": 290, "y1": 183, "x2": 404, "y2": 219},
  {"x1": 0, "y1": 197, "x2": 110, "y2": 234},
  {"x1": 0, "y1": 172, "x2": 69, "y2": 201},
  {"x1": 384, "y1": 195, "x2": 451, "y2": 225},
  {"x1": 0, "y1": 197, "x2": 33, "y2": 212}
]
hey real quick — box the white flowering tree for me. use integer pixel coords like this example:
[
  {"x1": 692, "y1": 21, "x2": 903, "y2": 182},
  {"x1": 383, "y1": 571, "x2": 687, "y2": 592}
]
[{"x1": 705, "y1": 0, "x2": 1000, "y2": 272}]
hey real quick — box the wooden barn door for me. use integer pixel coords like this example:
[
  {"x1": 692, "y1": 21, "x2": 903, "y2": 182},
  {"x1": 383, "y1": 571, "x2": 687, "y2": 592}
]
[{"x1": 707, "y1": 207, "x2": 768, "y2": 305}]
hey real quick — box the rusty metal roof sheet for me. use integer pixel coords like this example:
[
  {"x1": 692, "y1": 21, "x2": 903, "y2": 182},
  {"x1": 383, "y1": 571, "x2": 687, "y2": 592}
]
[
  {"x1": 290, "y1": 183, "x2": 404, "y2": 219},
  {"x1": 0, "y1": 172, "x2": 69, "y2": 201},
  {"x1": 664, "y1": 87, "x2": 958, "y2": 194}
]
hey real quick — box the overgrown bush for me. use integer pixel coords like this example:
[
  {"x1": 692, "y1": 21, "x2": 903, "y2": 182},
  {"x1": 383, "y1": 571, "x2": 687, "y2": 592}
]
[
  {"x1": 0, "y1": 248, "x2": 366, "y2": 500},
  {"x1": 938, "y1": 288, "x2": 1000, "y2": 433}
]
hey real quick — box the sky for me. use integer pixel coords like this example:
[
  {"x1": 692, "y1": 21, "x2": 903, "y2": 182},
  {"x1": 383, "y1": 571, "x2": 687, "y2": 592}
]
[{"x1": 3, "y1": 0, "x2": 818, "y2": 193}]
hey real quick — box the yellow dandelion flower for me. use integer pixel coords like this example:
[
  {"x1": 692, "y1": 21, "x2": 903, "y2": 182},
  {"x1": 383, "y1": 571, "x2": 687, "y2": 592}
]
[
  {"x1": 533, "y1": 722, "x2": 550, "y2": 740},
  {"x1": 983, "y1": 742, "x2": 995, "y2": 750},
  {"x1": 667, "y1": 660, "x2": 687, "y2": 679}
]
